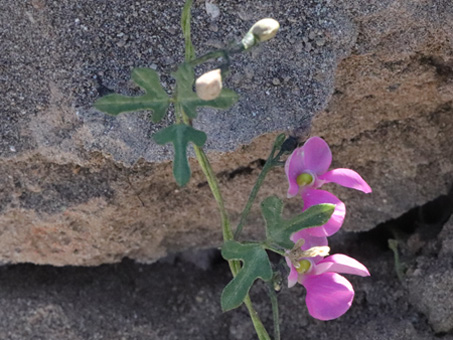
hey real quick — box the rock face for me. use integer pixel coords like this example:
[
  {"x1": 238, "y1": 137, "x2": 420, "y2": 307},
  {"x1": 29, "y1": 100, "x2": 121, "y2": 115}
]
[
  {"x1": 407, "y1": 215, "x2": 453, "y2": 334},
  {"x1": 1, "y1": 0, "x2": 453, "y2": 265}
]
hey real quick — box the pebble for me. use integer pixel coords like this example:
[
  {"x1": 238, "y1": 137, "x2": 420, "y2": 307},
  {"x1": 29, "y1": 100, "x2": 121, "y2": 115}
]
[
  {"x1": 209, "y1": 23, "x2": 219, "y2": 32},
  {"x1": 31, "y1": 0, "x2": 45, "y2": 9},
  {"x1": 315, "y1": 38, "x2": 325, "y2": 47},
  {"x1": 116, "y1": 39, "x2": 127, "y2": 47},
  {"x1": 205, "y1": 2, "x2": 220, "y2": 20},
  {"x1": 295, "y1": 42, "x2": 303, "y2": 52}
]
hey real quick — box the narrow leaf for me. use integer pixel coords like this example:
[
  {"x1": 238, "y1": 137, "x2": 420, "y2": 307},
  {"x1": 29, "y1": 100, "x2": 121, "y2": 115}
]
[
  {"x1": 221, "y1": 241, "x2": 273, "y2": 312},
  {"x1": 262, "y1": 196, "x2": 335, "y2": 249},
  {"x1": 153, "y1": 124, "x2": 207, "y2": 186},
  {"x1": 94, "y1": 68, "x2": 170, "y2": 123}
]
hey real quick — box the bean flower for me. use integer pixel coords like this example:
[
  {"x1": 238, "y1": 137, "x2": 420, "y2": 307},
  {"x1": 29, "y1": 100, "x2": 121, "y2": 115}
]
[
  {"x1": 286, "y1": 244, "x2": 370, "y2": 320},
  {"x1": 285, "y1": 136, "x2": 371, "y2": 237}
]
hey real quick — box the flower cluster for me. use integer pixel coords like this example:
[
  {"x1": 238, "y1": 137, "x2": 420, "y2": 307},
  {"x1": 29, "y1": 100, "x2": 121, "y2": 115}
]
[{"x1": 285, "y1": 137, "x2": 371, "y2": 320}]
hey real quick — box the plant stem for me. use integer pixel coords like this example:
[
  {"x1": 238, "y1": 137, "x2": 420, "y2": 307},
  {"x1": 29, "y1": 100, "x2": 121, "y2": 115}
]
[
  {"x1": 262, "y1": 243, "x2": 287, "y2": 257},
  {"x1": 244, "y1": 296, "x2": 272, "y2": 340},
  {"x1": 388, "y1": 239, "x2": 404, "y2": 282},
  {"x1": 234, "y1": 138, "x2": 283, "y2": 239},
  {"x1": 267, "y1": 283, "x2": 281, "y2": 340},
  {"x1": 188, "y1": 41, "x2": 247, "y2": 68},
  {"x1": 192, "y1": 145, "x2": 233, "y2": 241},
  {"x1": 234, "y1": 161, "x2": 273, "y2": 239},
  {"x1": 188, "y1": 50, "x2": 229, "y2": 67},
  {"x1": 192, "y1": 145, "x2": 271, "y2": 340},
  {"x1": 180, "y1": 3, "x2": 272, "y2": 338},
  {"x1": 181, "y1": 0, "x2": 195, "y2": 61},
  {"x1": 180, "y1": 112, "x2": 270, "y2": 340}
]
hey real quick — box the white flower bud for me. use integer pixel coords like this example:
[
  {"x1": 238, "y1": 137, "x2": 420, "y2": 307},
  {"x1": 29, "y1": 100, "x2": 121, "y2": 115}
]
[
  {"x1": 195, "y1": 69, "x2": 222, "y2": 101},
  {"x1": 250, "y1": 18, "x2": 280, "y2": 42}
]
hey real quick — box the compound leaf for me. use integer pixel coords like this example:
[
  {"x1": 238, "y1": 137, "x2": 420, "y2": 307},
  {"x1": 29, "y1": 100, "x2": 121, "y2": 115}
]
[
  {"x1": 221, "y1": 241, "x2": 272, "y2": 312},
  {"x1": 94, "y1": 68, "x2": 170, "y2": 123},
  {"x1": 261, "y1": 196, "x2": 335, "y2": 249},
  {"x1": 153, "y1": 124, "x2": 207, "y2": 186}
]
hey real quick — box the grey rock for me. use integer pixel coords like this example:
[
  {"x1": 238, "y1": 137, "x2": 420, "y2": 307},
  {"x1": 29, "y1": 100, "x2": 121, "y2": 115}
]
[
  {"x1": 0, "y1": 0, "x2": 453, "y2": 265},
  {"x1": 408, "y1": 265, "x2": 453, "y2": 334},
  {"x1": 407, "y1": 216, "x2": 453, "y2": 333}
]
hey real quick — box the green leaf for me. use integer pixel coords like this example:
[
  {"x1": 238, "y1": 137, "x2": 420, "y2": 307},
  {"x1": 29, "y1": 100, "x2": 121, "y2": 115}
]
[
  {"x1": 172, "y1": 63, "x2": 238, "y2": 119},
  {"x1": 221, "y1": 241, "x2": 273, "y2": 312},
  {"x1": 153, "y1": 124, "x2": 207, "y2": 186},
  {"x1": 181, "y1": 0, "x2": 195, "y2": 61},
  {"x1": 261, "y1": 196, "x2": 335, "y2": 249},
  {"x1": 94, "y1": 68, "x2": 170, "y2": 123}
]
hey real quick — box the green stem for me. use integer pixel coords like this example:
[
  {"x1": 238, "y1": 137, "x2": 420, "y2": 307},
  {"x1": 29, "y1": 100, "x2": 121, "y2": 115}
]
[
  {"x1": 181, "y1": 0, "x2": 195, "y2": 61},
  {"x1": 262, "y1": 243, "x2": 286, "y2": 257},
  {"x1": 187, "y1": 38, "x2": 248, "y2": 68},
  {"x1": 180, "y1": 113, "x2": 270, "y2": 340},
  {"x1": 234, "y1": 161, "x2": 273, "y2": 239},
  {"x1": 244, "y1": 296, "x2": 272, "y2": 340},
  {"x1": 193, "y1": 145, "x2": 271, "y2": 340},
  {"x1": 388, "y1": 239, "x2": 404, "y2": 282},
  {"x1": 180, "y1": 4, "x2": 271, "y2": 338},
  {"x1": 234, "y1": 139, "x2": 283, "y2": 239},
  {"x1": 174, "y1": 102, "x2": 182, "y2": 124},
  {"x1": 267, "y1": 283, "x2": 281, "y2": 340},
  {"x1": 193, "y1": 145, "x2": 233, "y2": 241},
  {"x1": 188, "y1": 50, "x2": 229, "y2": 67}
]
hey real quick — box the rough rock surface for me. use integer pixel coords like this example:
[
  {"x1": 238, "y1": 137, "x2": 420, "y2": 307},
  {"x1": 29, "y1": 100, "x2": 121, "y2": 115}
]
[
  {"x1": 1, "y1": 0, "x2": 453, "y2": 265},
  {"x1": 407, "y1": 215, "x2": 453, "y2": 334}
]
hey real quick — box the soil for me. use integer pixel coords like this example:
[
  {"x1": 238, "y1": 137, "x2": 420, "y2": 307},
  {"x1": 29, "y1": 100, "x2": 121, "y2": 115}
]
[{"x1": 0, "y1": 191, "x2": 452, "y2": 340}]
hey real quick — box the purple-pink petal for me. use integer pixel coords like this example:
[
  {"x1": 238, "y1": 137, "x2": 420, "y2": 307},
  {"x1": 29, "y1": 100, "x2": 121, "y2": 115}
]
[
  {"x1": 312, "y1": 254, "x2": 371, "y2": 277},
  {"x1": 302, "y1": 272, "x2": 354, "y2": 321},
  {"x1": 302, "y1": 137, "x2": 332, "y2": 175},
  {"x1": 285, "y1": 257, "x2": 299, "y2": 288},
  {"x1": 301, "y1": 188, "x2": 346, "y2": 237},
  {"x1": 290, "y1": 228, "x2": 328, "y2": 250},
  {"x1": 285, "y1": 147, "x2": 306, "y2": 198},
  {"x1": 318, "y1": 168, "x2": 372, "y2": 193}
]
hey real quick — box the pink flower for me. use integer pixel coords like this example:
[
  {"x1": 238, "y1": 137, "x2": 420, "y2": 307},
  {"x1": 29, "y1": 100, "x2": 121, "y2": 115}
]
[
  {"x1": 291, "y1": 229, "x2": 328, "y2": 251},
  {"x1": 285, "y1": 137, "x2": 371, "y2": 237},
  {"x1": 286, "y1": 251, "x2": 370, "y2": 320}
]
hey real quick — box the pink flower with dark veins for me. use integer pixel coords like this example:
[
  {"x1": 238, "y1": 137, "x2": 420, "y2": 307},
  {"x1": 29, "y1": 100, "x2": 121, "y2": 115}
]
[
  {"x1": 285, "y1": 250, "x2": 370, "y2": 320},
  {"x1": 285, "y1": 137, "x2": 371, "y2": 237}
]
